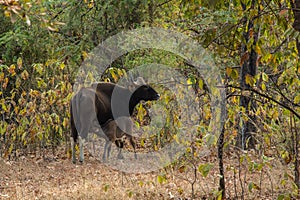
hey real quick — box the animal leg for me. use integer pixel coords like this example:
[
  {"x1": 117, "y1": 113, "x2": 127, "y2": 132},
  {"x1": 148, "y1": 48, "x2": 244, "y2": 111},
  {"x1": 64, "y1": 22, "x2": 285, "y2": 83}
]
[
  {"x1": 129, "y1": 137, "x2": 137, "y2": 159},
  {"x1": 70, "y1": 136, "x2": 76, "y2": 164},
  {"x1": 103, "y1": 141, "x2": 112, "y2": 161},
  {"x1": 77, "y1": 91, "x2": 95, "y2": 163},
  {"x1": 102, "y1": 142, "x2": 107, "y2": 161},
  {"x1": 107, "y1": 141, "x2": 112, "y2": 159},
  {"x1": 117, "y1": 147, "x2": 124, "y2": 159},
  {"x1": 116, "y1": 139, "x2": 124, "y2": 159},
  {"x1": 79, "y1": 136, "x2": 85, "y2": 163}
]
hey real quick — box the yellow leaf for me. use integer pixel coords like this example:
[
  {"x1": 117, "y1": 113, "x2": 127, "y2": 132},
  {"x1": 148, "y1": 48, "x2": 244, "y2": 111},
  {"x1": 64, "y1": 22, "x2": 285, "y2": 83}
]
[
  {"x1": 17, "y1": 57, "x2": 22, "y2": 69},
  {"x1": 245, "y1": 74, "x2": 254, "y2": 86},
  {"x1": 173, "y1": 134, "x2": 180, "y2": 143},
  {"x1": 21, "y1": 70, "x2": 29, "y2": 80},
  {"x1": 82, "y1": 51, "x2": 89, "y2": 60},
  {"x1": 231, "y1": 69, "x2": 238, "y2": 79},
  {"x1": 4, "y1": 10, "x2": 11, "y2": 17},
  {"x1": 261, "y1": 82, "x2": 266, "y2": 91},
  {"x1": 187, "y1": 77, "x2": 193, "y2": 85},
  {"x1": 15, "y1": 77, "x2": 21, "y2": 88},
  {"x1": 3, "y1": 77, "x2": 8, "y2": 89},
  {"x1": 264, "y1": 136, "x2": 271, "y2": 146},
  {"x1": 36, "y1": 116, "x2": 41, "y2": 125},
  {"x1": 226, "y1": 67, "x2": 232, "y2": 76},
  {"x1": 103, "y1": 184, "x2": 110, "y2": 192},
  {"x1": 272, "y1": 110, "x2": 279, "y2": 119},
  {"x1": 0, "y1": 72, "x2": 4, "y2": 82},
  {"x1": 255, "y1": 45, "x2": 262, "y2": 55},
  {"x1": 232, "y1": 129, "x2": 238, "y2": 136},
  {"x1": 217, "y1": 193, "x2": 223, "y2": 200},
  {"x1": 198, "y1": 79, "x2": 204, "y2": 90},
  {"x1": 63, "y1": 117, "x2": 68, "y2": 128},
  {"x1": 8, "y1": 64, "x2": 16, "y2": 76},
  {"x1": 47, "y1": 26, "x2": 58, "y2": 32},
  {"x1": 255, "y1": 108, "x2": 261, "y2": 115},
  {"x1": 262, "y1": 72, "x2": 269, "y2": 82},
  {"x1": 294, "y1": 94, "x2": 300, "y2": 104},
  {"x1": 60, "y1": 63, "x2": 65, "y2": 70}
]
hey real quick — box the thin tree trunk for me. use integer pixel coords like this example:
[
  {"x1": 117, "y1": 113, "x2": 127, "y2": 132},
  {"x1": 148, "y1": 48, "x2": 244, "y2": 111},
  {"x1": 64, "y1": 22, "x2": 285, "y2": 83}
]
[
  {"x1": 237, "y1": 0, "x2": 258, "y2": 149},
  {"x1": 218, "y1": 125, "x2": 225, "y2": 198},
  {"x1": 290, "y1": 0, "x2": 300, "y2": 32},
  {"x1": 290, "y1": 0, "x2": 300, "y2": 194}
]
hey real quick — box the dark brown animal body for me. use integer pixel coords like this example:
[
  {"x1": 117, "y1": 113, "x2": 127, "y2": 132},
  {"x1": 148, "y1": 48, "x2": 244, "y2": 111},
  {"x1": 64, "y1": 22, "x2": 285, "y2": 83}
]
[{"x1": 70, "y1": 79, "x2": 159, "y2": 163}]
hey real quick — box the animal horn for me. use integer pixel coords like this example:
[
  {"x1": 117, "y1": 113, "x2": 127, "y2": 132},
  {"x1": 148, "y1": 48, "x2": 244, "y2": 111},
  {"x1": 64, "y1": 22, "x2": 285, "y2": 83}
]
[
  {"x1": 127, "y1": 74, "x2": 136, "y2": 92},
  {"x1": 128, "y1": 73, "x2": 134, "y2": 83},
  {"x1": 133, "y1": 77, "x2": 146, "y2": 86}
]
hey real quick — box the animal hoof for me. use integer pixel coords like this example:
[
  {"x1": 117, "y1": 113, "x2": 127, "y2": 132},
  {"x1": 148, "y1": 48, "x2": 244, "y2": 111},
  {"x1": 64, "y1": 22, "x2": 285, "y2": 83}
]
[
  {"x1": 72, "y1": 160, "x2": 76, "y2": 164},
  {"x1": 117, "y1": 154, "x2": 124, "y2": 160},
  {"x1": 134, "y1": 154, "x2": 137, "y2": 159}
]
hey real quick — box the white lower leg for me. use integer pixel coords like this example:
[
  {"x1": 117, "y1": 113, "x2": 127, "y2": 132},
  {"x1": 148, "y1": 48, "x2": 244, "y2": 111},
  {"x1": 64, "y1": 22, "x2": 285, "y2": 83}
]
[
  {"x1": 70, "y1": 137, "x2": 76, "y2": 163},
  {"x1": 79, "y1": 136, "x2": 85, "y2": 163}
]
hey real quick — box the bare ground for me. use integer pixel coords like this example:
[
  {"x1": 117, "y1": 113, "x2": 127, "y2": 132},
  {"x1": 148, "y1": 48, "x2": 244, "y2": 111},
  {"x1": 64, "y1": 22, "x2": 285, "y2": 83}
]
[{"x1": 0, "y1": 145, "x2": 295, "y2": 200}]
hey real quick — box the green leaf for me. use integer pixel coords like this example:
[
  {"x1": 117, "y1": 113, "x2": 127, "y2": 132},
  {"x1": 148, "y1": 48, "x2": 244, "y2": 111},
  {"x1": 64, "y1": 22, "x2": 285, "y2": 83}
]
[
  {"x1": 59, "y1": 63, "x2": 65, "y2": 70},
  {"x1": 198, "y1": 163, "x2": 214, "y2": 177},
  {"x1": 248, "y1": 182, "x2": 253, "y2": 192},
  {"x1": 198, "y1": 79, "x2": 204, "y2": 90},
  {"x1": 157, "y1": 174, "x2": 166, "y2": 184},
  {"x1": 33, "y1": 64, "x2": 43, "y2": 75},
  {"x1": 205, "y1": 134, "x2": 217, "y2": 146},
  {"x1": 187, "y1": 76, "x2": 196, "y2": 85},
  {"x1": 261, "y1": 82, "x2": 266, "y2": 91},
  {"x1": 103, "y1": 184, "x2": 110, "y2": 192},
  {"x1": 226, "y1": 67, "x2": 239, "y2": 79},
  {"x1": 262, "y1": 72, "x2": 269, "y2": 82},
  {"x1": 294, "y1": 94, "x2": 300, "y2": 104},
  {"x1": 245, "y1": 74, "x2": 255, "y2": 86},
  {"x1": 128, "y1": 190, "x2": 133, "y2": 198},
  {"x1": 248, "y1": 182, "x2": 260, "y2": 192},
  {"x1": 277, "y1": 194, "x2": 285, "y2": 200}
]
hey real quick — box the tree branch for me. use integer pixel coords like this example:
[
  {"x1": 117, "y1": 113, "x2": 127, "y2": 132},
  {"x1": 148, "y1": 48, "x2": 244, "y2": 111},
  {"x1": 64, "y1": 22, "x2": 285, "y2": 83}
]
[{"x1": 227, "y1": 85, "x2": 300, "y2": 119}]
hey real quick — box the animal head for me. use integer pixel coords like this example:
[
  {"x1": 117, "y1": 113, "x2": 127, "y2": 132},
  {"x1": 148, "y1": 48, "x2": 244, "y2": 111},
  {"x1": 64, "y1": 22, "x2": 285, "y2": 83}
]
[
  {"x1": 133, "y1": 84, "x2": 160, "y2": 101},
  {"x1": 127, "y1": 76, "x2": 160, "y2": 101}
]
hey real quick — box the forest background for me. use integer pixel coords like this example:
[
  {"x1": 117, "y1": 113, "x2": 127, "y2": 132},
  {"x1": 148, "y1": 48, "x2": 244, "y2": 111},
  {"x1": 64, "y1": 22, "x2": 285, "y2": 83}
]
[{"x1": 0, "y1": 0, "x2": 300, "y2": 199}]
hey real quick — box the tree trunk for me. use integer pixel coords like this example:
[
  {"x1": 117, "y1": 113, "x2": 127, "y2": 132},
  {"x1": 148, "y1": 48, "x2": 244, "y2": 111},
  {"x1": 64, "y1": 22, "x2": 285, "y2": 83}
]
[
  {"x1": 291, "y1": 0, "x2": 300, "y2": 32},
  {"x1": 218, "y1": 125, "x2": 226, "y2": 198},
  {"x1": 237, "y1": 0, "x2": 258, "y2": 149},
  {"x1": 290, "y1": 0, "x2": 300, "y2": 193}
]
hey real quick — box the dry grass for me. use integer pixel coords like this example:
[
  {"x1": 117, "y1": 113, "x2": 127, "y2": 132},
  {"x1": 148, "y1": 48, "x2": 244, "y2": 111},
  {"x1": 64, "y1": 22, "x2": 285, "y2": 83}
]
[{"x1": 0, "y1": 146, "x2": 296, "y2": 200}]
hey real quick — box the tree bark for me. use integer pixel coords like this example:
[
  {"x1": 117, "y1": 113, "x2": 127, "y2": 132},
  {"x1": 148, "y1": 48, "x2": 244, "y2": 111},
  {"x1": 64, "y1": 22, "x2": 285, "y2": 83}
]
[
  {"x1": 290, "y1": 0, "x2": 300, "y2": 194},
  {"x1": 290, "y1": 0, "x2": 300, "y2": 32},
  {"x1": 237, "y1": 0, "x2": 258, "y2": 149},
  {"x1": 218, "y1": 125, "x2": 226, "y2": 198}
]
